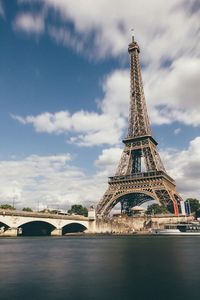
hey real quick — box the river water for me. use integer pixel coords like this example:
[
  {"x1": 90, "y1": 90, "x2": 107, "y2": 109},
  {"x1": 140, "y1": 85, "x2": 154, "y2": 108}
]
[{"x1": 0, "y1": 236, "x2": 200, "y2": 300}]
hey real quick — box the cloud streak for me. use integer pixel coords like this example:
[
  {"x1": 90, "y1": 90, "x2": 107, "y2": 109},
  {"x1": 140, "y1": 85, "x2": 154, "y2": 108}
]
[
  {"x1": 15, "y1": 0, "x2": 200, "y2": 62},
  {"x1": 13, "y1": 13, "x2": 45, "y2": 34}
]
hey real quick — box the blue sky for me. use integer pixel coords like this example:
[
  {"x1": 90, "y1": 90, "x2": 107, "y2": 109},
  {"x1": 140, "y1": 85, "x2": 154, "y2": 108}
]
[{"x1": 0, "y1": 0, "x2": 200, "y2": 210}]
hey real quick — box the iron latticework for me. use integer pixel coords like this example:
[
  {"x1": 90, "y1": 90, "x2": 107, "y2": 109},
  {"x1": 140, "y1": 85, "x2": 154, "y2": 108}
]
[{"x1": 97, "y1": 36, "x2": 184, "y2": 217}]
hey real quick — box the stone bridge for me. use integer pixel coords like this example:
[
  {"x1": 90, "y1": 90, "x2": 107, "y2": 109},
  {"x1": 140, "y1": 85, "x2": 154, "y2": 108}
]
[
  {"x1": 0, "y1": 209, "x2": 191, "y2": 236},
  {"x1": 0, "y1": 209, "x2": 96, "y2": 236}
]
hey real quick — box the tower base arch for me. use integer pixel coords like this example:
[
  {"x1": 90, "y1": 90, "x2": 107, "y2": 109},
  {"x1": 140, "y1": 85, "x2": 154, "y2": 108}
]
[{"x1": 97, "y1": 171, "x2": 182, "y2": 217}]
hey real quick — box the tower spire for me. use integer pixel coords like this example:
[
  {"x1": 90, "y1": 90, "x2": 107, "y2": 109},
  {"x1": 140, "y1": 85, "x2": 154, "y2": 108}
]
[
  {"x1": 131, "y1": 28, "x2": 134, "y2": 42},
  {"x1": 127, "y1": 36, "x2": 151, "y2": 139}
]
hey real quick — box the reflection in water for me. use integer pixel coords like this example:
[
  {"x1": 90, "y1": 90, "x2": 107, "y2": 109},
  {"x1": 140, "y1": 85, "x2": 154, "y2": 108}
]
[{"x1": 0, "y1": 236, "x2": 200, "y2": 300}]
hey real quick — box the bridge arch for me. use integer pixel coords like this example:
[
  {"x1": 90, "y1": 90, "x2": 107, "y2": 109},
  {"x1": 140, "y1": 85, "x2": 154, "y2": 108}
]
[
  {"x1": 19, "y1": 220, "x2": 56, "y2": 236},
  {"x1": 0, "y1": 221, "x2": 10, "y2": 231},
  {"x1": 0, "y1": 217, "x2": 13, "y2": 228},
  {"x1": 16, "y1": 218, "x2": 58, "y2": 228},
  {"x1": 0, "y1": 220, "x2": 10, "y2": 227},
  {"x1": 62, "y1": 222, "x2": 87, "y2": 235}
]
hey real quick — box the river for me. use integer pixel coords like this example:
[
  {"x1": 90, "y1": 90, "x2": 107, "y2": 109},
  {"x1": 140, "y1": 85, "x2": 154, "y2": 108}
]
[{"x1": 0, "y1": 236, "x2": 200, "y2": 300}]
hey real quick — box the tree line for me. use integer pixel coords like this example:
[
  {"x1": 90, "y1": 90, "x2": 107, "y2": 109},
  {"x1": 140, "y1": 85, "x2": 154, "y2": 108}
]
[
  {"x1": 1, "y1": 199, "x2": 200, "y2": 217},
  {"x1": 146, "y1": 198, "x2": 200, "y2": 217},
  {"x1": 0, "y1": 204, "x2": 88, "y2": 217}
]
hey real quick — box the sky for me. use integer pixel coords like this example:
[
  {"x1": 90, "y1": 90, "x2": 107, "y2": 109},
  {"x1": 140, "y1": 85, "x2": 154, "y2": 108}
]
[{"x1": 0, "y1": 0, "x2": 200, "y2": 211}]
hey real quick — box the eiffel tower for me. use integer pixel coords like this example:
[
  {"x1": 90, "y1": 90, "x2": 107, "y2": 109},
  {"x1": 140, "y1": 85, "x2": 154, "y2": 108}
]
[{"x1": 97, "y1": 35, "x2": 185, "y2": 217}]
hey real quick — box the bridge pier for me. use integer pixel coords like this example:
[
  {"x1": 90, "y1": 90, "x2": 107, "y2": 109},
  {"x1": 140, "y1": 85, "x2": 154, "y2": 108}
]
[
  {"x1": 0, "y1": 227, "x2": 18, "y2": 237},
  {"x1": 87, "y1": 220, "x2": 96, "y2": 233},
  {"x1": 51, "y1": 228, "x2": 62, "y2": 236}
]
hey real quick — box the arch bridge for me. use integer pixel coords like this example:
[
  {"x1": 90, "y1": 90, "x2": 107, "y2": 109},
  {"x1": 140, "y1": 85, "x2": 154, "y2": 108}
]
[{"x1": 0, "y1": 209, "x2": 95, "y2": 237}]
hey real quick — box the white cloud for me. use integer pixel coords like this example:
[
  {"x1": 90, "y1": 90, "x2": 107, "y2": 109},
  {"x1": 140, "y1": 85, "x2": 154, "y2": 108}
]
[
  {"x1": 144, "y1": 57, "x2": 200, "y2": 125},
  {"x1": 95, "y1": 147, "x2": 122, "y2": 177},
  {"x1": 12, "y1": 56, "x2": 200, "y2": 145},
  {"x1": 12, "y1": 109, "x2": 125, "y2": 147},
  {"x1": 100, "y1": 70, "x2": 129, "y2": 118},
  {"x1": 174, "y1": 128, "x2": 181, "y2": 135},
  {"x1": 1, "y1": 136, "x2": 200, "y2": 210},
  {"x1": 48, "y1": 26, "x2": 85, "y2": 54},
  {"x1": 13, "y1": 13, "x2": 45, "y2": 34},
  {"x1": 160, "y1": 136, "x2": 200, "y2": 199},
  {"x1": 17, "y1": 0, "x2": 200, "y2": 62},
  {"x1": 13, "y1": 0, "x2": 200, "y2": 130},
  {"x1": 12, "y1": 70, "x2": 127, "y2": 146},
  {"x1": 0, "y1": 153, "x2": 104, "y2": 210}
]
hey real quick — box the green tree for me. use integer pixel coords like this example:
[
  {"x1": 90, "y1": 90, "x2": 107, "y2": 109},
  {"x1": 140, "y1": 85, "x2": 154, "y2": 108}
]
[
  {"x1": 146, "y1": 203, "x2": 168, "y2": 215},
  {"x1": 22, "y1": 207, "x2": 33, "y2": 212},
  {"x1": 166, "y1": 201, "x2": 174, "y2": 214},
  {"x1": 0, "y1": 204, "x2": 15, "y2": 210},
  {"x1": 186, "y1": 198, "x2": 200, "y2": 213},
  {"x1": 196, "y1": 209, "x2": 200, "y2": 218},
  {"x1": 186, "y1": 198, "x2": 200, "y2": 217},
  {"x1": 68, "y1": 204, "x2": 88, "y2": 217}
]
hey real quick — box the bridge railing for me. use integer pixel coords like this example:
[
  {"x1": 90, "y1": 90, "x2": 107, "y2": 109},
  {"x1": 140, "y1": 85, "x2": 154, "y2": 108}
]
[{"x1": 0, "y1": 209, "x2": 89, "y2": 221}]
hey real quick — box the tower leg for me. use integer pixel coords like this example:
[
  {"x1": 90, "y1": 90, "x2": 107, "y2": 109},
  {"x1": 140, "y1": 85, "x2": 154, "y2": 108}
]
[{"x1": 173, "y1": 201, "x2": 179, "y2": 217}]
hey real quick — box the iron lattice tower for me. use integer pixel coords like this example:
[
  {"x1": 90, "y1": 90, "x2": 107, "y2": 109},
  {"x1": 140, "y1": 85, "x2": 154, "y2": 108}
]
[{"x1": 97, "y1": 36, "x2": 185, "y2": 217}]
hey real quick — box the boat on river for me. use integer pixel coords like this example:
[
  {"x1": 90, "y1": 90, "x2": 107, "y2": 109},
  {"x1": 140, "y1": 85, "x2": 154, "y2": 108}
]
[{"x1": 153, "y1": 223, "x2": 200, "y2": 235}]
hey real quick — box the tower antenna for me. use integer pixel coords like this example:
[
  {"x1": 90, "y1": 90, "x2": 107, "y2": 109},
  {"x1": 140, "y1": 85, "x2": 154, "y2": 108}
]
[{"x1": 131, "y1": 28, "x2": 134, "y2": 42}]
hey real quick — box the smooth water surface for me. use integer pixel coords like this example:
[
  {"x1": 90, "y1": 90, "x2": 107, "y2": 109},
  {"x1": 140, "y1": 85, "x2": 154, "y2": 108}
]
[{"x1": 0, "y1": 236, "x2": 200, "y2": 300}]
